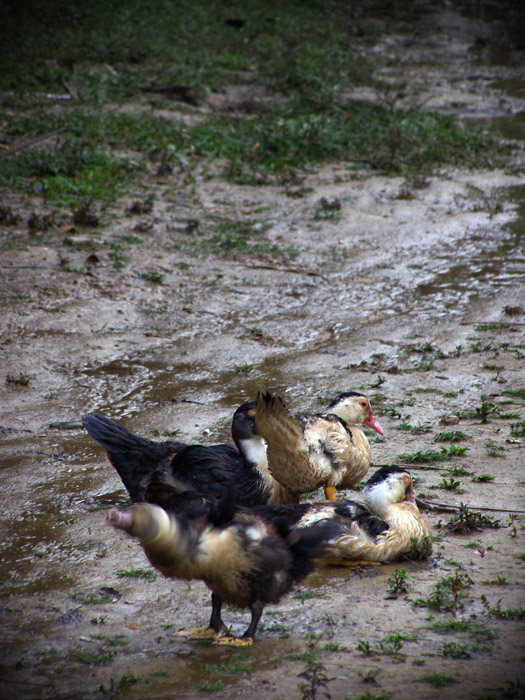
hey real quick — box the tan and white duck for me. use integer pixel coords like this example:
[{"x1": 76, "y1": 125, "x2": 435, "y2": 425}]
[
  {"x1": 255, "y1": 391, "x2": 384, "y2": 501},
  {"x1": 107, "y1": 490, "x2": 336, "y2": 645}
]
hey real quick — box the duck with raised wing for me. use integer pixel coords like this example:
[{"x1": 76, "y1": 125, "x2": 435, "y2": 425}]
[{"x1": 255, "y1": 391, "x2": 384, "y2": 501}]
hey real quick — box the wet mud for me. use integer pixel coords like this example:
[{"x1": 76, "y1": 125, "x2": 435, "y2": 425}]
[{"x1": 1, "y1": 2, "x2": 524, "y2": 699}]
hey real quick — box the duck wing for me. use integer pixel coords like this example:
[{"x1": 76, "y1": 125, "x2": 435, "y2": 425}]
[
  {"x1": 255, "y1": 392, "x2": 339, "y2": 493},
  {"x1": 169, "y1": 443, "x2": 272, "y2": 506}
]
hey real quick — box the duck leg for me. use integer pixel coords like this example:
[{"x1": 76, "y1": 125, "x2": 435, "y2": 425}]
[
  {"x1": 214, "y1": 600, "x2": 264, "y2": 647},
  {"x1": 176, "y1": 593, "x2": 228, "y2": 640},
  {"x1": 324, "y1": 485, "x2": 337, "y2": 501}
]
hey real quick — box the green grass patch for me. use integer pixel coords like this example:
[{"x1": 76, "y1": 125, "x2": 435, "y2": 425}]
[
  {"x1": 442, "y1": 503, "x2": 500, "y2": 533},
  {"x1": 419, "y1": 673, "x2": 459, "y2": 687},
  {"x1": 441, "y1": 465, "x2": 471, "y2": 477},
  {"x1": 395, "y1": 421, "x2": 433, "y2": 433},
  {"x1": 294, "y1": 588, "x2": 322, "y2": 600},
  {"x1": 485, "y1": 439, "x2": 506, "y2": 457},
  {"x1": 431, "y1": 618, "x2": 470, "y2": 633},
  {"x1": 432, "y1": 430, "x2": 470, "y2": 442},
  {"x1": 435, "y1": 477, "x2": 464, "y2": 493},
  {"x1": 117, "y1": 568, "x2": 158, "y2": 581},
  {"x1": 176, "y1": 215, "x2": 292, "y2": 259},
  {"x1": 74, "y1": 650, "x2": 115, "y2": 665},
  {"x1": 502, "y1": 389, "x2": 525, "y2": 400},
  {"x1": 203, "y1": 655, "x2": 254, "y2": 675},
  {"x1": 481, "y1": 596, "x2": 525, "y2": 620},
  {"x1": 0, "y1": 0, "x2": 501, "y2": 204},
  {"x1": 510, "y1": 420, "x2": 525, "y2": 437},
  {"x1": 441, "y1": 641, "x2": 471, "y2": 658},
  {"x1": 99, "y1": 673, "x2": 142, "y2": 695},
  {"x1": 398, "y1": 445, "x2": 468, "y2": 463}
]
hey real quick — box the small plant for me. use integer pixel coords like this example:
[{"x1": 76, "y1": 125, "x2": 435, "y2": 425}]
[
  {"x1": 356, "y1": 640, "x2": 379, "y2": 656},
  {"x1": 442, "y1": 641, "x2": 471, "y2": 658},
  {"x1": 378, "y1": 634, "x2": 412, "y2": 661},
  {"x1": 387, "y1": 569, "x2": 412, "y2": 594},
  {"x1": 314, "y1": 196, "x2": 342, "y2": 222},
  {"x1": 502, "y1": 388, "x2": 525, "y2": 400},
  {"x1": 100, "y1": 673, "x2": 142, "y2": 698},
  {"x1": 468, "y1": 624, "x2": 497, "y2": 649},
  {"x1": 117, "y1": 568, "x2": 158, "y2": 581},
  {"x1": 234, "y1": 362, "x2": 254, "y2": 373},
  {"x1": 474, "y1": 394, "x2": 497, "y2": 423},
  {"x1": 90, "y1": 633, "x2": 128, "y2": 647},
  {"x1": 510, "y1": 420, "x2": 525, "y2": 437},
  {"x1": 398, "y1": 445, "x2": 468, "y2": 463},
  {"x1": 441, "y1": 503, "x2": 500, "y2": 533},
  {"x1": 404, "y1": 535, "x2": 433, "y2": 561},
  {"x1": 297, "y1": 650, "x2": 331, "y2": 700},
  {"x1": 6, "y1": 372, "x2": 32, "y2": 386},
  {"x1": 162, "y1": 429, "x2": 182, "y2": 437},
  {"x1": 139, "y1": 270, "x2": 165, "y2": 284},
  {"x1": 414, "y1": 572, "x2": 473, "y2": 613},
  {"x1": 485, "y1": 439, "x2": 506, "y2": 457},
  {"x1": 442, "y1": 465, "x2": 471, "y2": 477},
  {"x1": 90, "y1": 616, "x2": 107, "y2": 625},
  {"x1": 437, "y1": 477, "x2": 464, "y2": 493},
  {"x1": 395, "y1": 421, "x2": 432, "y2": 433},
  {"x1": 507, "y1": 513, "x2": 519, "y2": 538},
  {"x1": 472, "y1": 473, "x2": 495, "y2": 482},
  {"x1": 419, "y1": 673, "x2": 459, "y2": 687},
  {"x1": 74, "y1": 650, "x2": 115, "y2": 665},
  {"x1": 294, "y1": 588, "x2": 322, "y2": 601},
  {"x1": 73, "y1": 590, "x2": 120, "y2": 605},
  {"x1": 481, "y1": 595, "x2": 525, "y2": 620},
  {"x1": 361, "y1": 669, "x2": 379, "y2": 684},
  {"x1": 108, "y1": 242, "x2": 129, "y2": 269},
  {"x1": 198, "y1": 680, "x2": 224, "y2": 692},
  {"x1": 415, "y1": 359, "x2": 435, "y2": 372},
  {"x1": 432, "y1": 430, "x2": 470, "y2": 442},
  {"x1": 431, "y1": 619, "x2": 470, "y2": 633}
]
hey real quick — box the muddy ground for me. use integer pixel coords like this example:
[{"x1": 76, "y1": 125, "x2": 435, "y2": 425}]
[{"x1": 1, "y1": 2, "x2": 525, "y2": 699}]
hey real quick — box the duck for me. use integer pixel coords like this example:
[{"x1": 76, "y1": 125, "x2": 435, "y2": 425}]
[
  {"x1": 249, "y1": 465, "x2": 432, "y2": 564},
  {"x1": 82, "y1": 402, "x2": 292, "y2": 506},
  {"x1": 107, "y1": 489, "x2": 334, "y2": 645},
  {"x1": 255, "y1": 391, "x2": 384, "y2": 502}
]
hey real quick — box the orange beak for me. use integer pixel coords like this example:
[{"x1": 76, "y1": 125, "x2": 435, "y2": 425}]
[{"x1": 364, "y1": 409, "x2": 383, "y2": 435}]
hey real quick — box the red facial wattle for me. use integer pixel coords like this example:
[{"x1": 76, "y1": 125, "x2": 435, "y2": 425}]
[
  {"x1": 403, "y1": 484, "x2": 415, "y2": 503},
  {"x1": 364, "y1": 409, "x2": 384, "y2": 435}
]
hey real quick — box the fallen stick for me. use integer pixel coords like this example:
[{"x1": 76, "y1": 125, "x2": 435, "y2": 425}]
[
  {"x1": 0, "y1": 127, "x2": 67, "y2": 158},
  {"x1": 416, "y1": 498, "x2": 525, "y2": 515}
]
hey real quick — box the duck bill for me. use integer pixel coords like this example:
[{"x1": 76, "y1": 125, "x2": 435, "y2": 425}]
[
  {"x1": 364, "y1": 409, "x2": 383, "y2": 435},
  {"x1": 404, "y1": 484, "x2": 416, "y2": 503}
]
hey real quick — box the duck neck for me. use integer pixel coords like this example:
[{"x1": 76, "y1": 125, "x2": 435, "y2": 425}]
[
  {"x1": 237, "y1": 437, "x2": 291, "y2": 504},
  {"x1": 381, "y1": 502, "x2": 431, "y2": 537},
  {"x1": 237, "y1": 436, "x2": 267, "y2": 471}
]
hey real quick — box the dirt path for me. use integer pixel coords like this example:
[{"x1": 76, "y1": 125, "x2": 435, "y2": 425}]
[{"x1": 1, "y1": 2, "x2": 524, "y2": 699}]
